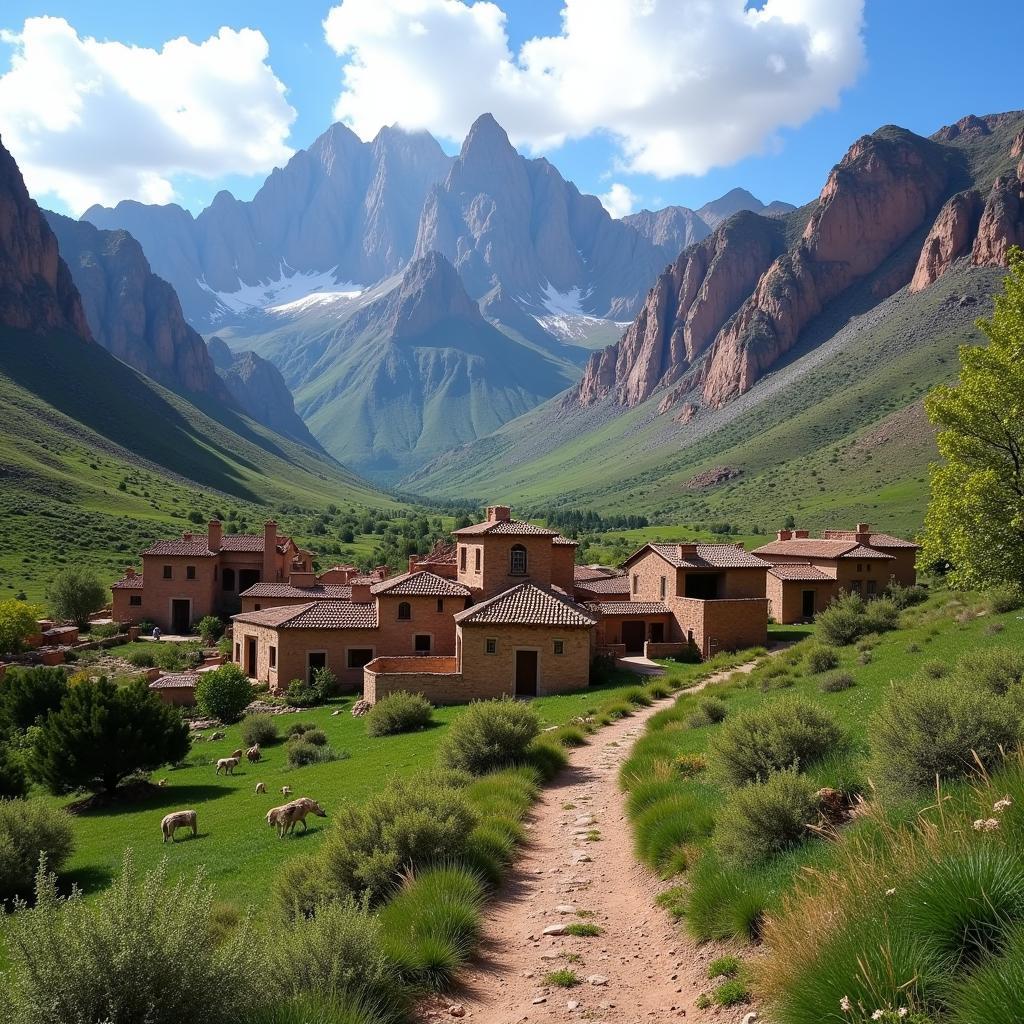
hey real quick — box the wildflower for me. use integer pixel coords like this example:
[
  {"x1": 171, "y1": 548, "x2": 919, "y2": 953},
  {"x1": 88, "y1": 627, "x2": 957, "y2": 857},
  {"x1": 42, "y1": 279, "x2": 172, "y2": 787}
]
[
  {"x1": 973, "y1": 817, "x2": 1001, "y2": 832},
  {"x1": 994, "y1": 796, "x2": 1013, "y2": 813},
  {"x1": 872, "y1": 1012, "x2": 883, "y2": 1021},
  {"x1": 885, "y1": 888, "x2": 896, "y2": 897},
  {"x1": 898, "y1": 1011, "x2": 908, "y2": 1019},
  {"x1": 840, "y1": 996, "x2": 852, "y2": 1013}
]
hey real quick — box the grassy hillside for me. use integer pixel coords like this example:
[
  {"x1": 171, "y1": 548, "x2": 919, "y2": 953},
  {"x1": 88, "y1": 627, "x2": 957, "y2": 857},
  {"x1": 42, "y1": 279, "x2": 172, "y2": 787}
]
[
  {"x1": 0, "y1": 327, "x2": 404, "y2": 601},
  {"x1": 409, "y1": 264, "x2": 1000, "y2": 538}
]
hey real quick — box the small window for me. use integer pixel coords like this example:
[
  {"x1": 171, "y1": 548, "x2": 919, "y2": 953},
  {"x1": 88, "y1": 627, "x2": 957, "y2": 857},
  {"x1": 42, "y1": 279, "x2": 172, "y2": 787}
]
[
  {"x1": 475, "y1": 548, "x2": 482, "y2": 572},
  {"x1": 347, "y1": 648, "x2": 374, "y2": 669},
  {"x1": 866, "y1": 580, "x2": 877, "y2": 596},
  {"x1": 510, "y1": 544, "x2": 527, "y2": 576},
  {"x1": 414, "y1": 634, "x2": 432, "y2": 653},
  {"x1": 269, "y1": 645, "x2": 277, "y2": 668},
  {"x1": 659, "y1": 575, "x2": 666, "y2": 600},
  {"x1": 553, "y1": 639, "x2": 565, "y2": 655},
  {"x1": 856, "y1": 563, "x2": 862, "y2": 573},
  {"x1": 163, "y1": 565, "x2": 172, "y2": 579},
  {"x1": 436, "y1": 597, "x2": 444, "y2": 613},
  {"x1": 398, "y1": 601, "x2": 411, "y2": 621},
  {"x1": 866, "y1": 562, "x2": 872, "y2": 572},
  {"x1": 485, "y1": 638, "x2": 497, "y2": 655},
  {"x1": 186, "y1": 565, "x2": 196, "y2": 580},
  {"x1": 460, "y1": 546, "x2": 467, "y2": 571},
  {"x1": 254, "y1": 603, "x2": 261, "y2": 611},
  {"x1": 632, "y1": 574, "x2": 639, "y2": 595},
  {"x1": 129, "y1": 595, "x2": 142, "y2": 607}
]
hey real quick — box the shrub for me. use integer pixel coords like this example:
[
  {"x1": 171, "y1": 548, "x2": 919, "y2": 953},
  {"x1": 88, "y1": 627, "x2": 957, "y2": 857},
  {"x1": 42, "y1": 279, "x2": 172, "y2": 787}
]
[
  {"x1": 195, "y1": 664, "x2": 253, "y2": 723},
  {"x1": 956, "y1": 646, "x2": 1024, "y2": 696},
  {"x1": 645, "y1": 680, "x2": 672, "y2": 699},
  {"x1": 365, "y1": 692, "x2": 434, "y2": 737},
  {"x1": 89, "y1": 622, "x2": 122, "y2": 640},
  {"x1": 297, "y1": 728, "x2": 328, "y2": 747},
  {"x1": 596, "y1": 700, "x2": 634, "y2": 724},
  {"x1": 816, "y1": 593, "x2": 868, "y2": 646},
  {"x1": 565, "y1": 922, "x2": 601, "y2": 937},
  {"x1": 379, "y1": 866, "x2": 485, "y2": 991},
  {"x1": 0, "y1": 798, "x2": 74, "y2": 898},
  {"x1": 284, "y1": 677, "x2": 323, "y2": 707},
  {"x1": 313, "y1": 666, "x2": 341, "y2": 699},
  {"x1": 32, "y1": 678, "x2": 190, "y2": 794},
  {"x1": 0, "y1": 666, "x2": 69, "y2": 734},
  {"x1": 819, "y1": 671, "x2": 856, "y2": 693},
  {"x1": 713, "y1": 979, "x2": 750, "y2": 1006},
  {"x1": 920, "y1": 659, "x2": 949, "y2": 680},
  {"x1": 708, "y1": 955, "x2": 740, "y2": 979},
  {"x1": 0, "y1": 599, "x2": 43, "y2": 656},
  {"x1": 709, "y1": 698, "x2": 847, "y2": 787},
  {"x1": 124, "y1": 647, "x2": 157, "y2": 668},
  {"x1": 633, "y1": 788, "x2": 717, "y2": 871},
  {"x1": 438, "y1": 698, "x2": 540, "y2": 774},
  {"x1": 871, "y1": 680, "x2": 1019, "y2": 796},
  {"x1": 46, "y1": 568, "x2": 106, "y2": 627},
  {"x1": 622, "y1": 686, "x2": 654, "y2": 707},
  {"x1": 676, "y1": 753, "x2": 707, "y2": 777},
  {"x1": 287, "y1": 741, "x2": 342, "y2": 769},
  {"x1": 688, "y1": 696, "x2": 728, "y2": 727},
  {"x1": 0, "y1": 745, "x2": 28, "y2": 798},
  {"x1": 311, "y1": 776, "x2": 478, "y2": 906},
  {"x1": 526, "y1": 737, "x2": 568, "y2": 781},
  {"x1": 548, "y1": 724, "x2": 588, "y2": 747},
  {"x1": 250, "y1": 995, "x2": 395, "y2": 1024},
  {"x1": 862, "y1": 597, "x2": 900, "y2": 635},
  {"x1": 3, "y1": 853, "x2": 262, "y2": 1024},
  {"x1": 196, "y1": 615, "x2": 224, "y2": 645},
  {"x1": 886, "y1": 582, "x2": 928, "y2": 609},
  {"x1": 987, "y1": 584, "x2": 1024, "y2": 614},
  {"x1": 241, "y1": 713, "x2": 280, "y2": 747},
  {"x1": 713, "y1": 769, "x2": 819, "y2": 868},
  {"x1": 285, "y1": 720, "x2": 315, "y2": 738},
  {"x1": 805, "y1": 645, "x2": 840, "y2": 674},
  {"x1": 544, "y1": 969, "x2": 581, "y2": 988}
]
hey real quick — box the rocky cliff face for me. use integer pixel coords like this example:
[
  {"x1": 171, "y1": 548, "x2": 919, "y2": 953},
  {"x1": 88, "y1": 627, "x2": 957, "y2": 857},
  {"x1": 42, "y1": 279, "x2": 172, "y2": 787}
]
[
  {"x1": 84, "y1": 123, "x2": 452, "y2": 326},
  {"x1": 0, "y1": 136, "x2": 90, "y2": 338},
  {"x1": 206, "y1": 336, "x2": 318, "y2": 447},
  {"x1": 413, "y1": 114, "x2": 666, "y2": 319},
  {"x1": 45, "y1": 212, "x2": 231, "y2": 401},
  {"x1": 697, "y1": 188, "x2": 795, "y2": 229},
  {"x1": 623, "y1": 206, "x2": 711, "y2": 259}
]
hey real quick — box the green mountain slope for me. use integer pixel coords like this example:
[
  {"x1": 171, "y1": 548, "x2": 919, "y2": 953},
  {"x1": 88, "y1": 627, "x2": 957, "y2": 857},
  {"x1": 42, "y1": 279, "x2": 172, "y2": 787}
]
[{"x1": 0, "y1": 325, "x2": 399, "y2": 601}]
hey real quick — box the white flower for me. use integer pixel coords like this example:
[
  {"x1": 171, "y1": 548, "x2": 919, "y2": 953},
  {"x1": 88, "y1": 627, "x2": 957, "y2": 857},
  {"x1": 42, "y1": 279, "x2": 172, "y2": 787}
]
[
  {"x1": 885, "y1": 888, "x2": 897, "y2": 897},
  {"x1": 973, "y1": 817, "x2": 1001, "y2": 832},
  {"x1": 898, "y1": 1010, "x2": 908, "y2": 1019},
  {"x1": 994, "y1": 796, "x2": 1013, "y2": 813},
  {"x1": 872, "y1": 1011, "x2": 883, "y2": 1021},
  {"x1": 840, "y1": 996, "x2": 852, "y2": 1013}
]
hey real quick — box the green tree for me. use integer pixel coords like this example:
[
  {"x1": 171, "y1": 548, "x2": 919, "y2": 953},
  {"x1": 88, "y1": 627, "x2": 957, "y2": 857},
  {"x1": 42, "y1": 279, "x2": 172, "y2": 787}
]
[
  {"x1": 922, "y1": 247, "x2": 1024, "y2": 587},
  {"x1": 31, "y1": 678, "x2": 190, "y2": 794},
  {"x1": 46, "y1": 568, "x2": 106, "y2": 626},
  {"x1": 195, "y1": 663, "x2": 253, "y2": 723},
  {"x1": 0, "y1": 666, "x2": 69, "y2": 735},
  {"x1": 0, "y1": 600, "x2": 43, "y2": 656},
  {"x1": 196, "y1": 615, "x2": 224, "y2": 645}
]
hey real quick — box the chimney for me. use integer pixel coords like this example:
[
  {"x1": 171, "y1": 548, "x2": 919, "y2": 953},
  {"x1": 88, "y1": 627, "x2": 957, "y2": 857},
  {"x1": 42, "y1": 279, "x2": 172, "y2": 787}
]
[
  {"x1": 125, "y1": 566, "x2": 136, "y2": 578},
  {"x1": 677, "y1": 543, "x2": 698, "y2": 558},
  {"x1": 793, "y1": 529, "x2": 809, "y2": 539},
  {"x1": 374, "y1": 565, "x2": 389, "y2": 580},
  {"x1": 182, "y1": 532, "x2": 193, "y2": 542},
  {"x1": 486, "y1": 505, "x2": 512, "y2": 523},
  {"x1": 777, "y1": 529, "x2": 793, "y2": 542},
  {"x1": 350, "y1": 581, "x2": 372, "y2": 603},
  {"x1": 208, "y1": 520, "x2": 222, "y2": 552},
  {"x1": 855, "y1": 522, "x2": 871, "y2": 544},
  {"x1": 408, "y1": 555, "x2": 419, "y2": 573},
  {"x1": 289, "y1": 571, "x2": 315, "y2": 588},
  {"x1": 262, "y1": 521, "x2": 278, "y2": 581}
]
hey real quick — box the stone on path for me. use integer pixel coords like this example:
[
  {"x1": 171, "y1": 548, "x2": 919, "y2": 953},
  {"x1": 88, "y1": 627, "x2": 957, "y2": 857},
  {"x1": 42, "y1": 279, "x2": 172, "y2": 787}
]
[
  {"x1": 542, "y1": 923, "x2": 568, "y2": 936},
  {"x1": 448, "y1": 1005, "x2": 465, "y2": 1018},
  {"x1": 555, "y1": 903, "x2": 577, "y2": 914},
  {"x1": 587, "y1": 975, "x2": 609, "y2": 986}
]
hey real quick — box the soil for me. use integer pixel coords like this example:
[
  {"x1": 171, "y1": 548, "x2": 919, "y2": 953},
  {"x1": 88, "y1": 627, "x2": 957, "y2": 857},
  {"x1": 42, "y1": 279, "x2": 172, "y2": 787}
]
[{"x1": 422, "y1": 661, "x2": 765, "y2": 1024}]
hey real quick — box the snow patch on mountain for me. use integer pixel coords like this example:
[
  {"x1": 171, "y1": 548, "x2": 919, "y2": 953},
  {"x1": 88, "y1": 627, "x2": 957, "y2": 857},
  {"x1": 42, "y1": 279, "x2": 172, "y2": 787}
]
[{"x1": 198, "y1": 264, "x2": 360, "y2": 319}]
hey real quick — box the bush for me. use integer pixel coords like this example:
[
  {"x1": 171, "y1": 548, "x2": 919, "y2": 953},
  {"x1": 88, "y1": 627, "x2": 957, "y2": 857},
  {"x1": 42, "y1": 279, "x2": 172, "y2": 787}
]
[
  {"x1": 32, "y1": 677, "x2": 190, "y2": 794},
  {"x1": 285, "y1": 720, "x2": 316, "y2": 738},
  {"x1": 920, "y1": 659, "x2": 949, "y2": 680},
  {"x1": 365, "y1": 692, "x2": 434, "y2": 737},
  {"x1": 0, "y1": 744, "x2": 28, "y2": 798},
  {"x1": 307, "y1": 776, "x2": 478, "y2": 907},
  {"x1": 871, "y1": 680, "x2": 1019, "y2": 796},
  {"x1": 862, "y1": 597, "x2": 900, "y2": 635},
  {"x1": 130, "y1": 642, "x2": 204, "y2": 672},
  {"x1": 525, "y1": 737, "x2": 568, "y2": 781},
  {"x1": 804, "y1": 645, "x2": 840, "y2": 674},
  {"x1": 713, "y1": 769, "x2": 820, "y2": 868},
  {"x1": 816, "y1": 593, "x2": 868, "y2": 646},
  {"x1": 195, "y1": 663, "x2": 253, "y2": 723},
  {"x1": 196, "y1": 615, "x2": 224, "y2": 645},
  {"x1": 0, "y1": 798, "x2": 74, "y2": 898},
  {"x1": 241, "y1": 713, "x2": 280, "y2": 747},
  {"x1": 688, "y1": 696, "x2": 728, "y2": 727},
  {"x1": 313, "y1": 666, "x2": 341, "y2": 699},
  {"x1": 987, "y1": 584, "x2": 1024, "y2": 614},
  {"x1": 299, "y1": 727, "x2": 328, "y2": 746},
  {"x1": 46, "y1": 568, "x2": 106, "y2": 627},
  {"x1": 284, "y1": 677, "x2": 323, "y2": 708},
  {"x1": 438, "y1": 698, "x2": 540, "y2": 774},
  {"x1": 89, "y1": 622, "x2": 122, "y2": 640},
  {"x1": 885, "y1": 582, "x2": 928, "y2": 609},
  {"x1": 710, "y1": 698, "x2": 847, "y2": 787},
  {"x1": 4, "y1": 853, "x2": 262, "y2": 1024},
  {"x1": 0, "y1": 599, "x2": 43, "y2": 656},
  {"x1": 956, "y1": 646, "x2": 1024, "y2": 696},
  {"x1": 622, "y1": 686, "x2": 654, "y2": 707},
  {"x1": 633, "y1": 788, "x2": 717, "y2": 871},
  {"x1": 819, "y1": 671, "x2": 856, "y2": 693},
  {"x1": 0, "y1": 666, "x2": 69, "y2": 734},
  {"x1": 287, "y1": 741, "x2": 343, "y2": 769},
  {"x1": 250, "y1": 995, "x2": 393, "y2": 1024}
]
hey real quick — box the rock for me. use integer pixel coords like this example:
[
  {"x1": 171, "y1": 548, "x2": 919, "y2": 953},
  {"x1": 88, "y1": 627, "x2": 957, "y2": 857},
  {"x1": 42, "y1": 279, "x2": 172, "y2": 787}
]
[
  {"x1": 742, "y1": 1013, "x2": 758, "y2": 1024},
  {"x1": 566, "y1": 999, "x2": 580, "y2": 1010},
  {"x1": 972, "y1": 174, "x2": 1024, "y2": 268},
  {"x1": 587, "y1": 975, "x2": 609, "y2": 986},
  {"x1": 448, "y1": 1005, "x2": 465, "y2": 1018},
  {"x1": 532, "y1": 996, "x2": 547, "y2": 1004},
  {"x1": 573, "y1": 815, "x2": 596, "y2": 827},
  {"x1": 624, "y1": 205, "x2": 711, "y2": 259},
  {"x1": 909, "y1": 188, "x2": 984, "y2": 292},
  {"x1": 542, "y1": 924, "x2": 568, "y2": 936},
  {"x1": 351, "y1": 700, "x2": 372, "y2": 717},
  {"x1": 555, "y1": 904, "x2": 577, "y2": 914}
]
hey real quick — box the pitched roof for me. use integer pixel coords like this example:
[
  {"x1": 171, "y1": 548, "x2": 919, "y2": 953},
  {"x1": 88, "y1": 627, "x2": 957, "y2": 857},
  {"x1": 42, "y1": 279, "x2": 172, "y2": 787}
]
[
  {"x1": 838, "y1": 544, "x2": 894, "y2": 560},
  {"x1": 753, "y1": 538, "x2": 859, "y2": 558},
  {"x1": 453, "y1": 518, "x2": 559, "y2": 537},
  {"x1": 371, "y1": 571, "x2": 471, "y2": 597},
  {"x1": 625, "y1": 542, "x2": 770, "y2": 570},
  {"x1": 573, "y1": 565, "x2": 617, "y2": 582},
  {"x1": 142, "y1": 538, "x2": 216, "y2": 557},
  {"x1": 454, "y1": 584, "x2": 597, "y2": 628},
  {"x1": 575, "y1": 575, "x2": 632, "y2": 595},
  {"x1": 239, "y1": 583, "x2": 352, "y2": 600},
  {"x1": 112, "y1": 573, "x2": 144, "y2": 589},
  {"x1": 413, "y1": 540, "x2": 458, "y2": 564},
  {"x1": 233, "y1": 600, "x2": 378, "y2": 630},
  {"x1": 589, "y1": 601, "x2": 670, "y2": 616},
  {"x1": 822, "y1": 529, "x2": 920, "y2": 549},
  {"x1": 553, "y1": 535, "x2": 579, "y2": 546},
  {"x1": 768, "y1": 564, "x2": 836, "y2": 582},
  {"x1": 142, "y1": 532, "x2": 292, "y2": 558},
  {"x1": 149, "y1": 673, "x2": 199, "y2": 690}
]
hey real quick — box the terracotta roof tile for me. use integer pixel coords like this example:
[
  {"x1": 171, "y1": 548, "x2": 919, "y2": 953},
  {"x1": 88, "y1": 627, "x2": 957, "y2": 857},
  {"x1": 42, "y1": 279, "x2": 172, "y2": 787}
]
[
  {"x1": 553, "y1": 535, "x2": 579, "y2": 546},
  {"x1": 838, "y1": 544, "x2": 894, "y2": 560},
  {"x1": 454, "y1": 584, "x2": 597, "y2": 628},
  {"x1": 822, "y1": 529, "x2": 920, "y2": 549},
  {"x1": 628, "y1": 542, "x2": 770, "y2": 570},
  {"x1": 149, "y1": 673, "x2": 199, "y2": 690},
  {"x1": 767, "y1": 565, "x2": 836, "y2": 582},
  {"x1": 590, "y1": 601, "x2": 670, "y2": 616},
  {"x1": 454, "y1": 519, "x2": 559, "y2": 537},
  {"x1": 573, "y1": 566, "x2": 617, "y2": 582},
  {"x1": 142, "y1": 539, "x2": 216, "y2": 557},
  {"x1": 233, "y1": 601, "x2": 378, "y2": 630},
  {"x1": 112, "y1": 574, "x2": 144, "y2": 589},
  {"x1": 371, "y1": 571, "x2": 471, "y2": 597},
  {"x1": 575, "y1": 575, "x2": 632, "y2": 595},
  {"x1": 239, "y1": 583, "x2": 351, "y2": 599},
  {"x1": 413, "y1": 541, "x2": 458, "y2": 564},
  {"x1": 753, "y1": 539, "x2": 858, "y2": 558}
]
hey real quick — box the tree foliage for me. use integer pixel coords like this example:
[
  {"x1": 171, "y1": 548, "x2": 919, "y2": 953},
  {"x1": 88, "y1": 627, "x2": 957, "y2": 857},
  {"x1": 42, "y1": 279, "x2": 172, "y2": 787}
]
[
  {"x1": 922, "y1": 246, "x2": 1024, "y2": 588},
  {"x1": 46, "y1": 568, "x2": 106, "y2": 626},
  {"x1": 31, "y1": 678, "x2": 190, "y2": 794},
  {"x1": 195, "y1": 663, "x2": 253, "y2": 723},
  {"x1": 0, "y1": 666, "x2": 69, "y2": 735},
  {"x1": 0, "y1": 600, "x2": 43, "y2": 656}
]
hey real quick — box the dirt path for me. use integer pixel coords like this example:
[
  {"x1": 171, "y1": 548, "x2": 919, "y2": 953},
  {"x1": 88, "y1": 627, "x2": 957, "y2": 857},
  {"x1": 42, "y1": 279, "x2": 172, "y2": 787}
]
[{"x1": 423, "y1": 661, "x2": 766, "y2": 1024}]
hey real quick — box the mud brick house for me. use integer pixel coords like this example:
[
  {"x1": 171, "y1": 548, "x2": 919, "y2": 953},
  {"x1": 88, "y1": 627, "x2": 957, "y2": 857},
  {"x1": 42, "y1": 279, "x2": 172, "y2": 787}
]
[
  {"x1": 573, "y1": 572, "x2": 631, "y2": 604},
  {"x1": 111, "y1": 520, "x2": 313, "y2": 633},
  {"x1": 615, "y1": 542, "x2": 771, "y2": 657},
  {"x1": 753, "y1": 523, "x2": 919, "y2": 624}
]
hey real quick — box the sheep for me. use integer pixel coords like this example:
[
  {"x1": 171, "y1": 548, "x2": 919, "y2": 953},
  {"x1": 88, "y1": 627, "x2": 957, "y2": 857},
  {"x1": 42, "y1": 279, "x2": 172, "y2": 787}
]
[
  {"x1": 280, "y1": 797, "x2": 326, "y2": 836},
  {"x1": 246, "y1": 744, "x2": 261, "y2": 763},
  {"x1": 230, "y1": 748, "x2": 244, "y2": 760},
  {"x1": 216, "y1": 757, "x2": 240, "y2": 775},
  {"x1": 280, "y1": 785, "x2": 291, "y2": 797},
  {"x1": 161, "y1": 810, "x2": 197, "y2": 843},
  {"x1": 255, "y1": 782, "x2": 267, "y2": 794}
]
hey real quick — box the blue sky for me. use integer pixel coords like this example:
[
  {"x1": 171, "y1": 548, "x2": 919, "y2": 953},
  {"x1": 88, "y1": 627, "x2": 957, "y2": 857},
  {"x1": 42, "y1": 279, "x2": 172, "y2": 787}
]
[{"x1": 0, "y1": 1, "x2": 1019, "y2": 218}]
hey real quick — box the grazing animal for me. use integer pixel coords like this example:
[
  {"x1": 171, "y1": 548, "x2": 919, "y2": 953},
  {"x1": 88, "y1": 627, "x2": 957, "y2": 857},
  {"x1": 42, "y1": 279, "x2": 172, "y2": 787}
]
[
  {"x1": 281, "y1": 797, "x2": 326, "y2": 835},
  {"x1": 157, "y1": 778, "x2": 168, "y2": 787},
  {"x1": 246, "y1": 744, "x2": 261, "y2": 763},
  {"x1": 255, "y1": 782, "x2": 266, "y2": 794},
  {"x1": 281, "y1": 785, "x2": 291, "y2": 797},
  {"x1": 230, "y1": 748, "x2": 244, "y2": 760},
  {"x1": 216, "y1": 757, "x2": 240, "y2": 775},
  {"x1": 161, "y1": 810, "x2": 197, "y2": 843},
  {"x1": 266, "y1": 804, "x2": 290, "y2": 835}
]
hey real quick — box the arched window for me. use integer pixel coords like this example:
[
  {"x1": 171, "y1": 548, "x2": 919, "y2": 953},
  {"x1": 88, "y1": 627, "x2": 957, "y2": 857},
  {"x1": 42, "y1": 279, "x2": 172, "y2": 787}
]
[
  {"x1": 398, "y1": 601, "x2": 411, "y2": 620},
  {"x1": 510, "y1": 544, "x2": 528, "y2": 576}
]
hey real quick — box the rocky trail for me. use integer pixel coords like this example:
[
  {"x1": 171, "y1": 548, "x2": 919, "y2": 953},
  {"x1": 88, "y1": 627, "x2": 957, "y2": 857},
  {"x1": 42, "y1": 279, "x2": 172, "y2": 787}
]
[{"x1": 423, "y1": 662, "x2": 765, "y2": 1024}]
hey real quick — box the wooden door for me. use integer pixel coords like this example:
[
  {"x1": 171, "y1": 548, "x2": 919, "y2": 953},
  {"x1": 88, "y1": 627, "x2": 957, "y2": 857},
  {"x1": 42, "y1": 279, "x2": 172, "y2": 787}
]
[
  {"x1": 514, "y1": 650, "x2": 538, "y2": 696},
  {"x1": 621, "y1": 620, "x2": 646, "y2": 655}
]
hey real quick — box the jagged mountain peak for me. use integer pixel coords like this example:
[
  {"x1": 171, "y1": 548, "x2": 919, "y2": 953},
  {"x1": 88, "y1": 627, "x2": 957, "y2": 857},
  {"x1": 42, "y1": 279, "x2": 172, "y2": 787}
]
[{"x1": 389, "y1": 250, "x2": 483, "y2": 339}]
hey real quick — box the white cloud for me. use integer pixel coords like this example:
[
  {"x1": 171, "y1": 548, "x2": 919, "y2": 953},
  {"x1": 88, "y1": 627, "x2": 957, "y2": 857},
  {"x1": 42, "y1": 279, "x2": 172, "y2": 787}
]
[
  {"x1": 599, "y1": 182, "x2": 637, "y2": 219},
  {"x1": 0, "y1": 17, "x2": 296, "y2": 213},
  {"x1": 323, "y1": 0, "x2": 865, "y2": 179}
]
